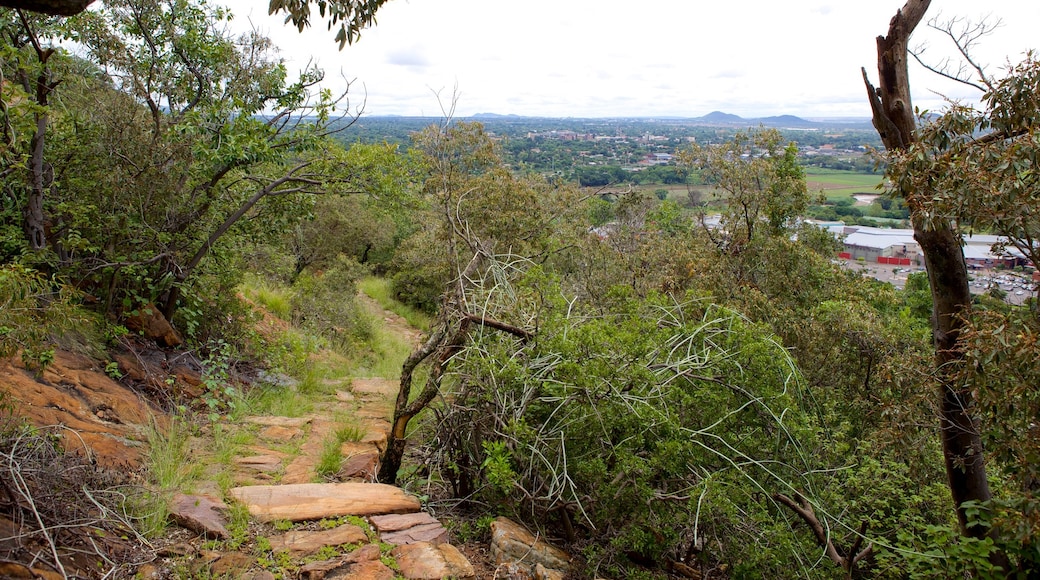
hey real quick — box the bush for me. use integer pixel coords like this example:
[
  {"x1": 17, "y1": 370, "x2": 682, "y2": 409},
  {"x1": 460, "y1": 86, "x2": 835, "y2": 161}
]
[{"x1": 290, "y1": 256, "x2": 371, "y2": 351}]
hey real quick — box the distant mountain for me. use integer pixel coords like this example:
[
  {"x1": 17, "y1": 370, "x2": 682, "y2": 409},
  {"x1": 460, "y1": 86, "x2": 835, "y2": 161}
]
[
  {"x1": 759, "y1": 114, "x2": 816, "y2": 127},
  {"x1": 699, "y1": 111, "x2": 745, "y2": 124}
]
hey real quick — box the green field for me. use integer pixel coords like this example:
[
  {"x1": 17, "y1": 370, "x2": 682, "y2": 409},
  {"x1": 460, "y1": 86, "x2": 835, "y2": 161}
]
[
  {"x1": 804, "y1": 167, "x2": 885, "y2": 201},
  {"x1": 633, "y1": 168, "x2": 885, "y2": 206}
]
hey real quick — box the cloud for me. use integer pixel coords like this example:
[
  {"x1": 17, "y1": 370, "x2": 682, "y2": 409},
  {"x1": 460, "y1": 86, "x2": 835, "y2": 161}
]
[{"x1": 386, "y1": 47, "x2": 431, "y2": 68}]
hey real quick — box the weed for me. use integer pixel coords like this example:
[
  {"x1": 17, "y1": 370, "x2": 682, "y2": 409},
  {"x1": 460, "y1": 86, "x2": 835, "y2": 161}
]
[
  {"x1": 272, "y1": 519, "x2": 294, "y2": 531},
  {"x1": 315, "y1": 436, "x2": 343, "y2": 479}
]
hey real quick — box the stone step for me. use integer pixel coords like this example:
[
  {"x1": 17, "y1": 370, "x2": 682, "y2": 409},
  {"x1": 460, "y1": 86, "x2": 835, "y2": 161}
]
[{"x1": 229, "y1": 482, "x2": 420, "y2": 522}]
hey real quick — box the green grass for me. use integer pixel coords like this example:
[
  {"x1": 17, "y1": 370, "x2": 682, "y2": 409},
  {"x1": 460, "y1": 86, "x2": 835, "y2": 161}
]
[
  {"x1": 240, "y1": 273, "x2": 293, "y2": 320},
  {"x1": 137, "y1": 417, "x2": 201, "y2": 536},
  {"x1": 804, "y1": 167, "x2": 885, "y2": 201},
  {"x1": 358, "y1": 277, "x2": 432, "y2": 331}
]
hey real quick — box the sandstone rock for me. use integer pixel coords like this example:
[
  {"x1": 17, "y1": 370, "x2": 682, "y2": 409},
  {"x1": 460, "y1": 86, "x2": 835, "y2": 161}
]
[
  {"x1": 381, "y1": 522, "x2": 449, "y2": 546},
  {"x1": 169, "y1": 493, "x2": 229, "y2": 539},
  {"x1": 327, "y1": 560, "x2": 396, "y2": 580},
  {"x1": 208, "y1": 551, "x2": 253, "y2": 576},
  {"x1": 391, "y1": 542, "x2": 475, "y2": 580},
  {"x1": 351, "y1": 378, "x2": 398, "y2": 397},
  {"x1": 235, "y1": 455, "x2": 283, "y2": 472},
  {"x1": 268, "y1": 523, "x2": 367, "y2": 555},
  {"x1": 369, "y1": 512, "x2": 439, "y2": 533},
  {"x1": 299, "y1": 544, "x2": 382, "y2": 580},
  {"x1": 244, "y1": 416, "x2": 312, "y2": 428},
  {"x1": 0, "y1": 351, "x2": 159, "y2": 468},
  {"x1": 229, "y1": 483, "x2": 421, "y2": 522},
  {"x1": 535, "y1": 563, "x2": 567, "y2": 580},
  {"x1": 490, "y1": 517, "x2": 570, "y2": 576},
  {"x1": 339, "y1": 452, "x2": 378, "y2": 479},
  {"x1": 259, "y1": 425, "x2": 302, "y2": 440},
  {"x1": 124, "y1": 303, "x2": 183, "y2": 347}
]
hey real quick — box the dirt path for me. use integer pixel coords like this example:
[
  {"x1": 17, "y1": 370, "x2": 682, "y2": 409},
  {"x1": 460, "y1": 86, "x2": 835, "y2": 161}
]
[{"x1": 158, "y1": 291, "x2": 486, "y2": 578}]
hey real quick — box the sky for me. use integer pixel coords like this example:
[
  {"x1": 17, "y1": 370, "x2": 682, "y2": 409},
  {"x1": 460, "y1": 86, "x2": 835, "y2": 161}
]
[{"x1": 222, "y1": 0, "x2": 1040, "y2": 119}]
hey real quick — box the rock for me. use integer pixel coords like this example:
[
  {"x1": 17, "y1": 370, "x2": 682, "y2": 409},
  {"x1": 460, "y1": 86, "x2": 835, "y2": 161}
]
[
  {"x1": 327, "y1": 560, "x2": 396, "y2": 580},
  {"x1": 208, "y1": 551, "x2": 253, "y2": 576},
  {"x1": 535, "y1": 563, "x2": 567, "y2": 580},
  {"x1": 300, "y1": 544, "x2": 382, "y2": 580},
  {"x1": 0, "y1": 351, "x2": 158, "y2": 468},
  {"x1": 229, "y1": 483, "x2": 421, "y2": 522},
  {"x1": 157, "y1": 542, "x2": 197, "y2": 557},
  {"x1": 235, "y1": 455, "x2": 284, "y2": 472},
  {"x1": 135, "y1": 563, "x2": 162, "y2": 579},
  {"x1": 369, "y1": 512, "x2": 439, "y2": 533},
  {"x1": 124, "y1": 303, "x2": 183, "y2": 347},
  {"x1": 244, "y1": 416, "x2": 312, "y2": 428},
  {"x1": 391, "y1": 542, "x2": 475, "y2": 580},
  {"x1": 259, "y1": 425, "x2": 302, "y2": 440},
  {"x1": 268, "y1": 523, "x2": 367, "y2": 556},
  {"x1": 381, "y1": 522, "x2": 449, "y2": 546},
  {"x1": 351, "y1": 378, "x2": 398, "y2": 397},
  {"x1": 490, "y1": 517, "x2": 570, "y2": 577},
  {"x1": 243, "y1": 572, "x2": 277, "y2": 580},
  {"x1": 169, "y1": 493, "x2": 229, "y2": 539},
  {"x1": 339, "y1": 452, "x2": 378, "y2": 479},
  {"x1": 370, "y1": 513, "x2": 449, "y2": 545}
]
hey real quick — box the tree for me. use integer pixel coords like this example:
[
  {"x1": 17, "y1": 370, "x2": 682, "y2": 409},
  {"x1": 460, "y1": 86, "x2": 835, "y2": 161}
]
[
  {"x1": 862, "y1": 0, "x2": 1001, "y2": 553},
  {"x1": 0, "y1": 0, "x2": 390, "y2": 49},
  {"x1": 679, "y1": 128, "x2": 812, "y2": 251},
  {"x1": 377, "y1": 120, "x2": 584, "y2": 483},
  {"x1": 1, "y1": 0, "x2": 372, "y2": 338}
]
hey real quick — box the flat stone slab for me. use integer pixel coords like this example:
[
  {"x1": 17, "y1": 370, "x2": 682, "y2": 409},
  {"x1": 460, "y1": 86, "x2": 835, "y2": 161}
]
[
  {"x1": 259, "y1": 425, "x2": 303, "y2": 440},
  {"x1": 229, "y1": 483, "x2": 421, "y2": 522},
  {"x1": 381, "y1": 522, "x2": 448, "y2": 546},
  {"x1": 351, "y1": 378, "x2": 398, "y2": 397},
  {"x1": 269, "y1": 523, "x2": 367, "y2": 555},
  {"x1": 235, "y1": 455, "x2": 283, "y2": 472},
  {"x1": 391, "y1": 542, "x2": 475, "y2": 579},
  {"x1": 369, "y1": 512, "x2": 439, "y2": 533},
  {"x1": 244, "y1": 416, "x2": 312, "y2": 428},
  {"x1": 371, "y1": 513, "x2": 448, "y2": 545}
]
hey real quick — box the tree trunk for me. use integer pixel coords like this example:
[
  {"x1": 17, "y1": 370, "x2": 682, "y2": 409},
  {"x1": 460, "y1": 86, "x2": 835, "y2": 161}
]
[{"x1": 864, "y1": 0, "x2": 993, "y2": 541}]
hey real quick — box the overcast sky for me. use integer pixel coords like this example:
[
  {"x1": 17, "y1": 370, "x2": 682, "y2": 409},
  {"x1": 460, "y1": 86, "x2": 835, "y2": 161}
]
[{"x1": 223, "y1": 0, "x2": 1039, "y2": 119}]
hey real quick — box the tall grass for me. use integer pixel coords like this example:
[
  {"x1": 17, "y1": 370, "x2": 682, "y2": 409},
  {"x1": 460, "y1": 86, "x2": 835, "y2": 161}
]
[
  {"x1": 239, "y1": 273, "x2": 293, "y2": 320},
  {"x1": 138, "y1": 417, "x2": 199, "y2": 536}
]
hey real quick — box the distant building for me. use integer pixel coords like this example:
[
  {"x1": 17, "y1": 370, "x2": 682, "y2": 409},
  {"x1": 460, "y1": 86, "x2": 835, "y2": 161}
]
[{"x1": 819, "y1": 224, "x2": 1030, "y2": 268}]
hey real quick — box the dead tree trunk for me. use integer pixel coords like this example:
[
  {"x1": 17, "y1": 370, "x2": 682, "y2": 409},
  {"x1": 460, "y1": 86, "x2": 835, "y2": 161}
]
[{"x1": 863, "y1": 0, "x2": 993, "y2": 540}]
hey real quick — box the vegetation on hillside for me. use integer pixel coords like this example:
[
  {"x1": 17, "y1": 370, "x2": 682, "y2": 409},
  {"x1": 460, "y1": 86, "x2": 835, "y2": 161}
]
[{"x1": 1, "y1": 0, "x2": 1038, "y2": 578}]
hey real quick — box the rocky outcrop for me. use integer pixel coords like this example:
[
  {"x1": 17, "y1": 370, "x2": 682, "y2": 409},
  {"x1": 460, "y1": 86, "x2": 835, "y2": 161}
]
[{"x1": 0, "y1": 351, "x2": 161, "y2": 467}]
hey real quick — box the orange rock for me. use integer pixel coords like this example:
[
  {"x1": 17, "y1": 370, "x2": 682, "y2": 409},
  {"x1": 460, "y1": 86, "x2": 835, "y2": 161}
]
[
  {"x1": 124, "y1": 303, "x2": 183, "y2": 347},
  {"x1": 229, "y1": 483, "x2": 421, "y2": 522},
  {"x1": 0, "y1": 351, "x2": 162, "y2": 468}
]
